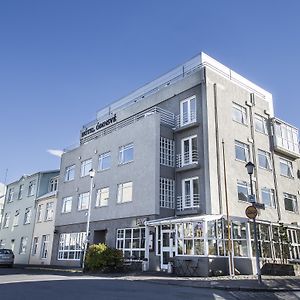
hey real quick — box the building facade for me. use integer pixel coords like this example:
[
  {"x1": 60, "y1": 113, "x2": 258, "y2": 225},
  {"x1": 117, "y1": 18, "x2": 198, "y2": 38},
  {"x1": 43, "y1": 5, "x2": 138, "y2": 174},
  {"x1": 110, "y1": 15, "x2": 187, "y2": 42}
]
[
  {"x1": 0, "y1": 183, "x2": 6, "y2": 226},
  {"x1": 52, "y1": 53, "x2": 300, "y2": 275},
  {"x1": 0, "y1": 171, "x2": 59, "y2": 264}
]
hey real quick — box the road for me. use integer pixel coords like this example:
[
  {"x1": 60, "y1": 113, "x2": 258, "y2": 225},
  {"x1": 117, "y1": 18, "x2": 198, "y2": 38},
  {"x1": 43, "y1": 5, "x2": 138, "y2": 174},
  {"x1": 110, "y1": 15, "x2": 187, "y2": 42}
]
[{"x1": 0, "y1": 267, "x2": 299, "y2": 300}]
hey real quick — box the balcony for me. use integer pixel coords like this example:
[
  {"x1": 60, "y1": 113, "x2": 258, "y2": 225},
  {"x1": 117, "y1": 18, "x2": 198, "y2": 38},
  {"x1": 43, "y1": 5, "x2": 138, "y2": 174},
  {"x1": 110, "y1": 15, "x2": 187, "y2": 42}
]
[
  {"x1": 175, "y1": 111, "x2": 197, "y2": 130},
  {"x1": 176, "y1": 150, "x2": 199, "y2": 169},
  {"x1": 272, "y1": 118, "x2": 300, "y2": 159},
  {"x1": 177, "y1": 194, "x2": 200, "y2": 211}
]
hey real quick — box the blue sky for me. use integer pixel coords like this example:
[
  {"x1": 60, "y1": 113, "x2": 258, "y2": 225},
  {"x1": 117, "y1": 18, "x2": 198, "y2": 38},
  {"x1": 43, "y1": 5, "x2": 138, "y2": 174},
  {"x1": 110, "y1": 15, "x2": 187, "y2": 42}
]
[{"x1": 1, "y1": 0, "x2": 300, "y2": 183}]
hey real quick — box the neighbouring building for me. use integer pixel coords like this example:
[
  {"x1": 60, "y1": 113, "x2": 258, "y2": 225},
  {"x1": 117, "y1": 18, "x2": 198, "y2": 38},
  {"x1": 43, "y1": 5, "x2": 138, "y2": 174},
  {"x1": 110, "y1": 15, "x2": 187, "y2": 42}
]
[
  {"x1": 0, "y1": 171, "x2": 59, "y2": 264},
  {"x1": 0, "y1": 183, "x2": 6, "y2": 225},
  {"x1": 52, "y1": 53, "x2": 300, "y2": 276}
]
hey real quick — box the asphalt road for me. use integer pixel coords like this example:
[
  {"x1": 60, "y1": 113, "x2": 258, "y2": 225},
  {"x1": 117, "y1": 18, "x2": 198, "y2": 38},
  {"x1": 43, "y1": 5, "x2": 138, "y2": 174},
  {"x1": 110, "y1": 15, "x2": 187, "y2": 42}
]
[{"x1": 0, "y1": 267, "x2": 299, "y2": 300}]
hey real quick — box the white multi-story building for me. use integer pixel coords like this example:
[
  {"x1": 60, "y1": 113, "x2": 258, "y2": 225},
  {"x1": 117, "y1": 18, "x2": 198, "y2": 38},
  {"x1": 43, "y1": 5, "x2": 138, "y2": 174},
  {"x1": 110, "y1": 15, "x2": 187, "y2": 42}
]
[{"x1": 0, "y1": 183, "x2": 6, "y2": 226}]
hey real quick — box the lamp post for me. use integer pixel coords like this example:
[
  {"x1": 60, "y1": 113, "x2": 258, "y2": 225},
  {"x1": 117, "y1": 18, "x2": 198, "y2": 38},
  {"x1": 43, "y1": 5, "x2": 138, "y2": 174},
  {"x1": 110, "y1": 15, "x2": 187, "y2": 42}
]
[
  {"x1": 245, "y1": 162, "x2": 262, "y2": 284},
  {"x1": 82, "y1": 168, "x2": 95, "y2": 270}
]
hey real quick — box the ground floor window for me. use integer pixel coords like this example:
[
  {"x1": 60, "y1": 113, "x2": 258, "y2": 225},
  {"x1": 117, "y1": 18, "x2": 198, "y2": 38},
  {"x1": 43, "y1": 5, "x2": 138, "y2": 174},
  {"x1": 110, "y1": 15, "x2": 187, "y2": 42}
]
[
  {"x1": 58, "y1": 232, "x2": 86, "y2": 260},
  {"x1": 116, "y1": 227, "x2": 145, "y2": 261},
  {"x1": 41, "y1": 234, "x2": 50, "y2": 259}
]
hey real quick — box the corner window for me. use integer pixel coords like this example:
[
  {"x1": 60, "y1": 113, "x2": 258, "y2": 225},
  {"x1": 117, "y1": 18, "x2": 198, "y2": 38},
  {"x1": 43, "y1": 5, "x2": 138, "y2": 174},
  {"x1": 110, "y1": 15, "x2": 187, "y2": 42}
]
[
  {"x1": 98, "y1": 152, "x2": 111, "y2": 171},
  {"x1": 180, "y1": 96, "x2": 197, "y2": 126},
  {"x1": 81, "y1": 159, "x2": 92, "y2": 177},
  {"x1": 65, "y1": 165, "x2": 75, "y2": 182},
  {"x1": 237, "y1": 180, "x2": 251, "y2": 202},
  {"x1": 18, "y1": 185, "x2": 24, "y2": 200},
  {"x1": 62, "y1": 196, "x2": 72, "y2": 213},
  {"x1": 96, "y1": 187, "x2": 109, "y2": 207},
  {"x1": 7, "y1": 188, "x2": 14, "y2": 203},
  {"x1": 24, "y1": 207, "x2": 32, "y2": 224},
  {"x1": 280, "y1": 158, "x2": 294, "y2": 178},
  {"x1": 232, "y1": 103, "x2": 247, "y2": 125},
  {"x1": 258, "y1": 149, "x2": 272, "y2": 170},
  {"x1": 78, "y1": 192, "x2": 90, "y2": 211},
  {"x1": 28, "y1": 181, "x2": 36, "y2": 196},
  {"x1": 117, "y1": 182, "x2": 133, "y2": 203},
  {"x1": 254, "y1": 114, "x2": 268, "y2": 134},
  {"x1": 261, "y1": 188, "x2": 276, "y2": 208},
  {"x1": 119, "y1": 143, "x2": 134, "y2": 165},
  {"x1": 284, "y1": 193, "x2": 298, "y2": 213},
  {"x1": 235, "y1": 141, "x2": 250, "y2": 162}
]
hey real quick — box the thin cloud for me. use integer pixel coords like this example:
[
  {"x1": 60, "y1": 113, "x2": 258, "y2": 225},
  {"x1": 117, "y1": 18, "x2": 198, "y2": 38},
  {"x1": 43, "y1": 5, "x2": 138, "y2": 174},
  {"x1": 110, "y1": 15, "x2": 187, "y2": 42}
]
[{"x1": 47, "y1": 149, "x2": 64, "y2": 158}]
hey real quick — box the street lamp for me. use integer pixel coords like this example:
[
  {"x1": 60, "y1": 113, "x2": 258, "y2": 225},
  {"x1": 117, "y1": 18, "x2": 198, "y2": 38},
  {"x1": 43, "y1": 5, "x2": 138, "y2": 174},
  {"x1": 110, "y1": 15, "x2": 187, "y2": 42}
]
[
  {"x1": 82, "y1": 168, "x2": 96, "y2": 270},
  {"x1": 245, "y1": 162, "x2": 262, "y2": 284}
]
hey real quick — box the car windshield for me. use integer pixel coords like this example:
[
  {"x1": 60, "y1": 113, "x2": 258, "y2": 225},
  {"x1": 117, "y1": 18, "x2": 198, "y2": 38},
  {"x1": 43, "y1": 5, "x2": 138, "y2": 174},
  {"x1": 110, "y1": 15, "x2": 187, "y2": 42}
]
[{"x1": 0, "y1": 249, "x2": 13, "y2": 254}]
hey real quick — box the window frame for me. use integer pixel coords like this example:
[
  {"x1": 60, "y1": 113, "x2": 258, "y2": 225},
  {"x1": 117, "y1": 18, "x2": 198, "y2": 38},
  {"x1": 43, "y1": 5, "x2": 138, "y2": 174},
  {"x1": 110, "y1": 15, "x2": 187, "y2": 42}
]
[
  {"x1": 28, "y1": 180, "x2": 36, "y2": 197},
  {"x1": 257, "y1": 149, "x2": 272, "y2": 170},
  {"x1": 280, "y1": 158, "x2": 294, "y2": 178},
  {"x1": 117, "y1": 182, "x2": 133, "y2": 204},
  {"x1": 64, "y1": 165, "x2": 75, "y2": 182},
  {"x1": 232, "y1": 102, "x2": 248, "y2": 125},
  {"x1": 284, "y1": 193, "x2": 298, "y2": 213},
  {"x1": 80, "y1": 159, "x2": 92, "y2": 177},
  {"x1": 62, "y1": 196, "x2": 72, "y2": 214},
  {"x1": 261, "y1": 187, "x2": 276, "y2": 208},
  {"x1": 78, "y1": 192, "x2": 90, "y2": 211},
  {"x1": 235, "y1": 140, "x2": 250, "y2": 162},
  {"x1": 180, "y1": 95, "x2": 197, "y2": 127},
  {"x1": 98, "y1": 151, "x2": 111, "y2": 171},
  {"x1": 96, "y1": 187, "x2": 109, "y2": 207},
  {"x1": 254, "y1": 114, "x2": 268, "y2": 134},
  {"x1": 119, "y1": 143, "x2": 134, "y2": 165}
]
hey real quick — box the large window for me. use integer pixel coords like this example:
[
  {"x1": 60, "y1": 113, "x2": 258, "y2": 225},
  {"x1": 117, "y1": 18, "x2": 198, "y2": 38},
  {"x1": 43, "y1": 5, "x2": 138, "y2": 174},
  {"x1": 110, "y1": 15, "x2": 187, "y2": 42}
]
[
  {"x1": 18, "y1": 184, "x2": 24, "y2": 200},
  {"x1": 24, "y1": 207, "x2": 32, "y2": 224},
  {"x1": 98, "y1": 152, "x2": 111, "y2": 171},
  {"x1": 254, "y1": 114, "x2": 268, "y2": 134},
  {"x1": 180, "y1": 96, "x2": 196, "y2": 126},
  {"x1": 274, "y1": 121, "x2": 299, "y2": 153},
  {"x1": 232, "y1": 221, "x2": 248, "y2": 257},
  {"x1": 250, "y1": 223, "x2": 272, "y2": 258},
  {"x1": 232, "y1": 102, "x2": 247, "y2": 125},
  {"x1": 78, "y1": 192, "x2": 89, "y2": 211},
  {"x1": 116, "y1": 228, "x2": 145, "y2": 261},
  {"x1": 119, "y1": 143, "x2": 134, "y2": 164},
  {"x1": 160, "y1": 178, "x2": 175, "y2": 209},
  {"x1": 258, "y1": 149, "x2": 272, "y2": 170},
  {"x1": 3, "y1": 212, "x2": 10, "y2": 228},
  {"x1": 261, "y1": 188, "x2": 276, "y2": 208},
  {"x1": 40, "y1": 234, "x2": 50, "y2": 259},
  {"x1": 49, "y1": 177, "x2": 58, "y2": 192},
  {"x1": 117, "y1": 182, "x2": 133, "y2": 203},
  {"x1": 19, "y1": 237, "x2": 28, "y2": 254},
  {"x1": 96, "y1": 187, "x2": 109, "y2": 207},
  {"x1": 62, "y1": 196, "x2": 72, "y2": 213},
  {"x1": 280, "y1": 158, "x2": 294, "y2": 178},
  {"x1": 181, "y1": 135, "x2": 198, "y2": 166},
  {"x1": 235, "y1": 140, "x2": 250, "y2": 162},
  {"x1": 284, "y1": 193, "x2": 298, "y2": 213},
  {"x1": 81, "y1": 159, "x2": 92, "y2": 177},
  {"x1": 45, "y1": 202, "x2": 54, "y2": 221},
  {"x1": 28, "y1": 180, "x2": 36, "y2": 196},
  {"x1": 13, "y1": 210, "x2": 20, "y2": 226},
  {"x1": 58, "y1": 232, "x2": 86, "y2": 260},
  {"x1": 237, "y1": 180, "x2": 251, "y2": 202},
  {"x1": 288, "y1": 229, "x2": 300, "y2": 260},
  {"x1": 7, "y1": 188, "x2": 14, "y2": 202},
  {"x1": 160, "y1": 137, "x2": 175, "y2": 167},
  {"x1": 65, "y1": 165, "x2": 75, "y2": 182}
]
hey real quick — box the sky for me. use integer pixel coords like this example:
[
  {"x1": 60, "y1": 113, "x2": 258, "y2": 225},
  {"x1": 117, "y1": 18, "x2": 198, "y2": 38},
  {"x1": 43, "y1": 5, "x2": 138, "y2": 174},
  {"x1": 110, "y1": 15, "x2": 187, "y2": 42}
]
[{"x1": 0, "y1": 0, "x2": 300, "y2": 183}]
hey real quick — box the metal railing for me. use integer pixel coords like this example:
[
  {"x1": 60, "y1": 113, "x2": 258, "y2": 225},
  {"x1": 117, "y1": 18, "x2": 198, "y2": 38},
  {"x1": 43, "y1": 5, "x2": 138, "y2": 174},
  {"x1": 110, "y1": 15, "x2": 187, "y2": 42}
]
[
  {"x1": 177, "y1": 194, "x2": 200, "y2": 211},
  {"x1": 175, "y1": 111, "x2": 197, "y2": 129},
  {"x1": 176, "y1": 150, "x2": 198, "y2": 168}
]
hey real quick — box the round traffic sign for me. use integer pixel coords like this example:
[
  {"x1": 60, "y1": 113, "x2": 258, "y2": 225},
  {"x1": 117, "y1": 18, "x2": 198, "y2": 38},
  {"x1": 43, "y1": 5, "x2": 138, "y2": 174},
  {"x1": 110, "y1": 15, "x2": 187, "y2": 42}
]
[{"x1": 245, "y1": 205, "x2": 258, "y2": 219}]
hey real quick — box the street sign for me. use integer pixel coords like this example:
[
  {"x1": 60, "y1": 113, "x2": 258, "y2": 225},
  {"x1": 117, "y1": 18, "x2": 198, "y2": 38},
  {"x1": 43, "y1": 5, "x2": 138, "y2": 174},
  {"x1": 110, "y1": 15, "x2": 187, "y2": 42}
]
[
  {"x1": 253, "y1": 202, "x2": 265, "y2": 210},
  {"x1": 248, "y1": 195, "x2": 256, "y2": 203},
  {"x1": 245, "y1": 205, "x2": 258, "y2": 219}
]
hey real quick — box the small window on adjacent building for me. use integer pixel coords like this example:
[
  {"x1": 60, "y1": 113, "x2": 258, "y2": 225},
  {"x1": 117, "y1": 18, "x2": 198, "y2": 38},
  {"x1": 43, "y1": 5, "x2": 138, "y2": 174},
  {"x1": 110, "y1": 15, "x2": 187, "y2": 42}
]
[
  {"x1": 81, "y1": 159, "x2": 92, "y2": 177},
  {"x1": 258, "y1": 149, "x2": 272, "y2": 170},
  {"x1": 28, "y1": 180, "x2": 36, "y2": 196},
  {"x1": 254, "y1": 114, "x2": 268, "y2": 134},
  {"x1": 36, "y1": 204, "x2": 43, "y2": 222},
  {"x1": 19, "y1": 237, "x2": 28, "y2": 254},
  {"x1": 62, "y1": 196, "x2": 72, "y2": 213},
  {"x1": 13, "y1": 210, "x2": 20, "y2": 226},
  {"x1": 280, "y1": 158, "x2": 294, "y2": 178},
  {"x1": 235, "y1": 141, "x2": 250, "y2": 162},
  {"x1": 7, "y1": 188, "x2": 14, "y2": 203},
  {"x1": 49, "y1": 177, "x2": 58, "y2": 192},
  {"x1": 78, "y1": 192, "x2": 90, "y2": 211},
  {"x1": 45, "y1": 202, "x2": 54, "y2": 221},
  {"x1": 237, "y1": 180, "x2": 251, "y2": 202},
  {"x1": 98, "y1": 152, "x2": 111, "y2": 171},
  {"x1": 284, "y1": 193, "x2": 298, "y2": 213},
  {"x1": 40, "y1": 234, "x2": 50, "y2": 259},
  {"x1": 18, "y1": 184, "x2": 24, "y2": 200},
  {"x1": 32, "y1": 237, "x2": 38, "y2": 255},
  {"x1": 96, "y1": 187, "x2": 109, "y2": 207},
  {"x1": 65, "y1": 165, "x2": 75, "y2": 182},
  {"x1": 3, "y1": 212, "x2": 10, "y2": 228},
  {"x1": 232, "y1": 103, "x2": 247, "y2": 125},
  {"x1": 119, "y1": 143, "x2": 134, "y2": 165},
  {"x1": 24, "y1": 207, "x2": 32, "y2": 224},
  {"x1": 117, "y1": 182, "x2": 133, "y2": 203},
  {"x1": 261, "y1": 188, "x2": 276, "y2": 208}
]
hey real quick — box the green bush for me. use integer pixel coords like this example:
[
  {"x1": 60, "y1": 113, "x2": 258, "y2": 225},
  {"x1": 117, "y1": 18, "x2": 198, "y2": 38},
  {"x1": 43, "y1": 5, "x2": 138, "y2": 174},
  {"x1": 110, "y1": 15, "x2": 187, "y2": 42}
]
[{"x1": 85, "y1": 243, "x2": 124, "y2": 272}]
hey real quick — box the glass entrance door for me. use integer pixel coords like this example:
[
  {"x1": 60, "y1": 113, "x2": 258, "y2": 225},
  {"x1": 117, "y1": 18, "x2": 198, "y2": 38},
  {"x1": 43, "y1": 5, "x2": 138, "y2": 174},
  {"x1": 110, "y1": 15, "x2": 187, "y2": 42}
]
[{"x1": 160, "y1": 228, "x2": 175, "y2": 269}]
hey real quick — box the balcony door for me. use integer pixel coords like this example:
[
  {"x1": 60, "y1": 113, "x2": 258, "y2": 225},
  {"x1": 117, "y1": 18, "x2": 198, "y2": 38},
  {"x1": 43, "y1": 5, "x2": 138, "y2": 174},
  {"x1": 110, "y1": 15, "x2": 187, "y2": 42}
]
[
  {"x1": 180, "y1": 96, "x2": 196, "y2": 126},
  {"x1": 182, "y1": 177, "x2": 199, "y2": 208},
  {"x1": 182, "y1": 135, "x2": 197, "y2": 166}
]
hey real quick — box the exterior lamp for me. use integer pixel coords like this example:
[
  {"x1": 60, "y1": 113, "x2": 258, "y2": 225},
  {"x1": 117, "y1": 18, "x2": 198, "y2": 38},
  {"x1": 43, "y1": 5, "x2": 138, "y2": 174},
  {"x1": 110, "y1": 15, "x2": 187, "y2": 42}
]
[
  {"x1": 82, "y1": 168, "x2": 95, "y2": 270},
  {"x1": 245, "y1": 161, "x2": 255, "y2": 176}
]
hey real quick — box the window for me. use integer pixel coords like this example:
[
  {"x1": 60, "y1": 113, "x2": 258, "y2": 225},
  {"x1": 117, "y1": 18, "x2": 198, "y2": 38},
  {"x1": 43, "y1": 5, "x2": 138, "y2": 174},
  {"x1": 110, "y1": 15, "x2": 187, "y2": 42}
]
[
  {"x1": 280, "y1": 158, "x2": 294, "y2": 178},
  {"x1": 40, "y1": 235, "x2": 50, "y2": 259},
  {"x1": 180, "y1": 96, "x2": 196, "y2": 126},
  {"x1": 274, "y1": 121, "x2": 299, "y2": 153},
  {"x1": 0, "y1": 239, "x2": 6, "y2": 249},
  {"x1": 287, "y1": 228, "x2": 300, "y2": 260},
  {"x1": 13, "y1": 210, "x2": 20, "y2": 226},
  {"x1": 36, "y1": 204, "x2": 43, "y2": 222},
  {"x1": 81, "y1": 159, "x2": 92, "y2": 177},
  {"x1": 58, "y1": 232, "x2": 86, "y2": 260},
  {"x1": 62, "y1": 196, "x2": 72, "y2": 213},
  {"x1": 180, "y1": 136, "x2": 198, "y2": 166},
  {"x1": 96, "y1": 187, "x2": 109, "y2": 207},
  {"x1": 254, "y1": 114, "x2": 268, "y2": 134},
  {"x1": 250, "y1": 223, "x2": 272, "y2": 258},
  {"x1": 284, "y1": 193, "x2": 298, "y2": 213},
  {"x1": 24, "y1": 207, "x2": 32, "y2": 224},
  {"x1": 28, "y1": 180, "x2": 36, "y2": 196},
  {"x1": 117, "y1": 182, "x2": 133, "y2": 203},
  {"x1": 258, "y1": 149, "x2": 272, "y2": 170},
  {"x1": 235, "y1": 141, "x2": 250, "y2": 162},
  {"x1": 237, "y1": 180, "x2": 251, "y2": 202},
  {"x1": 78, "y1": 192, "x2": 90, "y2": 211},
  {"x1": 119, "y1": 143, "x2": 134, "y2": 164},
  {"x1": 18, "y1": 184, "x2": 24, "y2": 200},
  {"x1": 261, "y1": 188, "x2": 276, "y2": 208},
  {"x1": 7, "y1": 188, "x2": 14, "y2": 202},
  {"x1": 98, "y1": 152, "x2": 111, "y2": 171},
  {"x1": 160, "y1": 178, "x2": 175, "y2": 209},
  {"x1": 232, "y1": 102, "x2": 247, "y2": 125},
  {"x1": 49, "y1": 177, "x2": 58, "y2": 192},
  {"x1": 3, "y1": 212, "x2": 10, "y2": 228},
  {"x1": 116, "y1": 228, "x2": 145, "y2": 261},
  {"x1": 180, "y1": 177, "x2": 199, "y2": 209},
  {"x1": 65, "y1": 165, "x2": 75, "y2": 181},
  {"x1": 45, "y1": 202, "x2": 54, "y2": 221},
  {"x1": 160, "y1": 137, "x2": 175, "y2": 167},
  {"x1": 232, "y1": 221, "x2": 248, "y2": 257},
  {"x1": 19, "y1": 237, "x2": 28, "y2": 254},
  {"x1": 32, "y1": 237, "x2": 38, "y2": 255}
]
